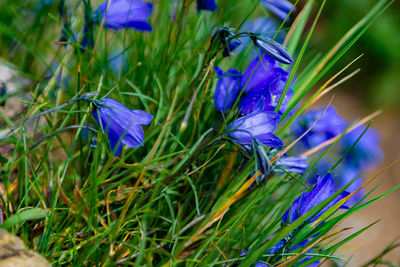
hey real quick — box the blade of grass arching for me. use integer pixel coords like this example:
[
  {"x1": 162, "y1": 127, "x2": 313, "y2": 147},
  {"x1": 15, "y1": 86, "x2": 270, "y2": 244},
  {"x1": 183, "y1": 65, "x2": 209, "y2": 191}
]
[
  {"x1": 0, "y1": 208, "x2": 48, "y2": 230},
  {"x1": 274, "y1": 0, "x2": 325, "y2": 113},
  {"x1": 283, "y1": 0, "x2": 392, "y2": 120},
  {"x1": 283, "y1": 0, "x2": 314, "y2": 57}
]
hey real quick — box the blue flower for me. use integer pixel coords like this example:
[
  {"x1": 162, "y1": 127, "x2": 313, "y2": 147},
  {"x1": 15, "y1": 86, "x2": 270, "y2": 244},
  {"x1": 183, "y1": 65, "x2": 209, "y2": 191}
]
[
  {"x1": 293, "y1": 106, "x2": 347, "y2": 149},
  {"x1": 239, "y1": 55, "x2": 290, "y2": 115},
  {"x1": 251, "y1": 36, "x2": 293, "y2": 65},
  {"x1": 342, "y1": 125, "x2": 383, "y2": 170},
  {"x1": 229, "y1": 110, "x2": 283, "y2": 147},
  {"x1": 241, "y1": 55, "x2": 289, "y2": 93},
  {"x1": 213, "y1": 67, "x2": 241, "y2": 112},
  {"x1": 282, "y1": 173, "x2": 349, "y2": 224},
  {"x1": 197, "y1": 0, "x2": 217, "y2": 11},
  {"x1": 260, "y1": 0, "x2": 295, "y2": 21},
  {"x1": 93, "y1": 98, "x2": 153, "y2": 156},
  {"x1": 306, "y1": 159, "x2": 364, "y2": 206},
  {"x1": 95, "y1": 0, "x2": 153, "y2": 31}
]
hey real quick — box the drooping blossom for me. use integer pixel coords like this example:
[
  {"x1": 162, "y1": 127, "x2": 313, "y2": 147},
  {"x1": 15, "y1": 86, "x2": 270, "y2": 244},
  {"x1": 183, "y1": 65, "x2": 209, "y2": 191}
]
[
  {"x1": 95, "y1": 0, "x2": 153, "y2": 31},
  {"x1": 275, "y1": 156, "x2": 308, "y2": 174},
  {"x1": 259, "y1": 0, "x2": 295, "y2": 21},
  {"x1": 222, "y1": 40, "x2": 241, "y2": 57},
  {"x1": 229, "y1": 110, "x2": 283, "y2": 148},
  {"x1": 239, "y1": 55, "x2": 291, "y2": 115},
  {"x1": 93, "y1": 98, "x2": 153, "y2": 156},
  {"x1": 213, "y1": 67, "x2": 241, "y2": 111},
  {"x1": 196, "y1": 0, "x2": 217, "y2": 11},
  {"x1": 282, "y1": 173, "x2": 349, "y2": 224}
]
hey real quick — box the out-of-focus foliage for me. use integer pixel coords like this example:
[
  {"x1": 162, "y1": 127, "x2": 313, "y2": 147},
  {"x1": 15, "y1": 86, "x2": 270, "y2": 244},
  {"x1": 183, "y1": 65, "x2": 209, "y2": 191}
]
[{"x1": 314, "y1": 0, "x2": 400, "y2": 109}]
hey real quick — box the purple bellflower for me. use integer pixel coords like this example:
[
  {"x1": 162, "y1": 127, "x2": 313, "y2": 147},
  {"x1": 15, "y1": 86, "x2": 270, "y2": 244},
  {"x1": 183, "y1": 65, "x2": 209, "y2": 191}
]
[
  {"x1": 282, "y1": 173, "x2": 349, "y2": 224},
  {"x1": 95, "y1": 0, "x2": 153, "y2": 31},
  {"x1": 342, "y1": 125, "x2": 383, "y2": 170},
  {"x1": 307, "y1": 159, "x2": 364, "y2": 206},
  {"x1": 239, "y1": 55, "x2": 290, "y2": 115},
  {"x1": 260, "y1": 0, "x2": 295, "y2": 21},
  {"x1": 241, "y1": 55, "x2": 289, "y2": 93},
  {"x1": 229, "y1": 110, "x2": 283, "y2": 148},
  {"x1": 197, "y1": 0, "x2": 217, "y2": 11},
  {"x1": 213, "y1": 67, "x2": 241, "y2": 111},
  {"x1": 293, "y1": 106, "x2": 347, "y2": 149},
  {"x1": 93, "y1": 98, "x2": 153, "y2": 157}
]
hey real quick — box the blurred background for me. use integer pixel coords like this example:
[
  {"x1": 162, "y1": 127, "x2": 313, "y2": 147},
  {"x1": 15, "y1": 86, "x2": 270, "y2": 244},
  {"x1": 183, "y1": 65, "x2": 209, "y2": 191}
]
[{"x1": 312, "y1": 0, "x2": 400, "y2": 264}]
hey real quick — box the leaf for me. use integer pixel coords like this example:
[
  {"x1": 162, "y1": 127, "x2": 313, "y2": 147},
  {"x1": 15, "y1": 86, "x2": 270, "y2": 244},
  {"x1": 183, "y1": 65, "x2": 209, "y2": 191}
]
[{"x1": 1, "y1": 208, "x2": 48, "y2": 230}]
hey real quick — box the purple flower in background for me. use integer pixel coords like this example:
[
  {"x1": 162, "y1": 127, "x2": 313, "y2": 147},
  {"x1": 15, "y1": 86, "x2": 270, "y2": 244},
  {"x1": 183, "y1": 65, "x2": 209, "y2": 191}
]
[
  {"x1": 95, "y1": 0, "x2": 153, "y2": 31},
  {"x1": 93, "y1": 98, "x2": 153, "y2": 156},
  {"x1": 343, "y1": 125, "x2": 383, "y2": 170},
  {"x1": 251, "y1": 36, "x2": 293, "y2": 64},
  {"x1": 213, "y1": 67, "x2": 241, "y2": 111},
  {"x1": 197, "y1": 0, "x2": 217, "y2": 11},
  {"x1": 293, "y1": 106, "x2": 347, "y2": 149},
  {"x1": 282, "y1": 173, "x2": 349, "y2": 224},
  {"x1": 229, "y1": 110, "x2": 283, "y2": 147},
  {"x1": 260, "y1": 0, "x2": 295, "y2": 21}
]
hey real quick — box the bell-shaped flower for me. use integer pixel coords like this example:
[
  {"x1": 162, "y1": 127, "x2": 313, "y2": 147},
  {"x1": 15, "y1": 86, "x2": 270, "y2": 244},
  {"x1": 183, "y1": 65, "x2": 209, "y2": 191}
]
[
  {"x1": 197, "y1": 0, "x2": 217, "y2": 11},
  {"x1": 229, "y1": 110, "x2": 283, "y2": 147},
  {"x1": 95, "y1": 0, "x2": 153, "y2": 31},
  {"x1": 239, "y1": 55, "x2": 290, "y2": 115},
  {"x1": 282, "y1": 173, "x2": 349, "y2": 224},
  {"x1": 93, "y1": 98, "x2": 153, "y2": 157},
  {"x1": 260, "y1": 0, "x2": 295, "y2": 21},
  {"x1": 213, "y1": 67, "x2": 241, "y2": 112},
  {"x1": 240, "y1": 54, "x2": 289, "y2": 93}
]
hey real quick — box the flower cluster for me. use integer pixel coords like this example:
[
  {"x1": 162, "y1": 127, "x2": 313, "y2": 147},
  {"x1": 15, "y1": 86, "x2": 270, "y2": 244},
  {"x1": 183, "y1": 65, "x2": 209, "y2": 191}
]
[{"x1": 52, "y1": 0, "x2": 385, "y2": 265}]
